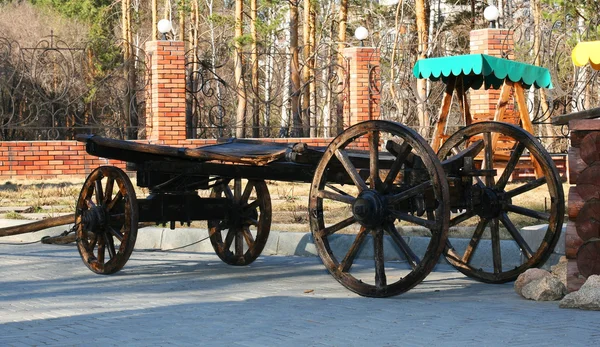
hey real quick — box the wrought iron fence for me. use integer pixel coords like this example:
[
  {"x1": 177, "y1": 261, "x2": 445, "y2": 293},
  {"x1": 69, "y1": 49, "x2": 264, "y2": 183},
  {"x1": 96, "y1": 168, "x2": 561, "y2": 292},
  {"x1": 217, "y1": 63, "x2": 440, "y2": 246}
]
[
  {"x1": 185, "y1": 39, "x2": 348, "y2": 139},
  {"x1": 0, "y1": 33, "x2": 146, "y2": 141}
]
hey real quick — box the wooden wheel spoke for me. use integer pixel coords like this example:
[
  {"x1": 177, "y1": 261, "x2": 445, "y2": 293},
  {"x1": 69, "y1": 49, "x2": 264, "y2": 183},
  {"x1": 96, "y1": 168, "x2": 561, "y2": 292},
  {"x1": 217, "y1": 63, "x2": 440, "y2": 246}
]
[
  {"x1": 223, "y1": 229, "x2": 236, "y2": 251},
  {"x1": 496, "y1": 142, "x2": 526, "y2": 190},
  {"x1": 389, "y1": 210, "x2": 437, "y2": 229},
  {"x1": 499, "y1": 213, "x2": 533, "y2": 259},
  {"x1": 106, "y1": 191, "x2": 123, "y2": 211},
  {"x1": 88, "y1": 233, "x2": 98, "y2": 251},
  {"x1": 505, "y1": 204, "x2": 550, "y2": 221},
  {"x1": 373, "y1": 230, "x2": 387, "y2": 288},
  {"x1": 223, "y1": 185, "x2": 234, "y2": 201},
  {"x1": 107, "y1": 226, "x2": 124, "y2": 242},
  {"x1": 319, "y1": 216, "x2": 356, "y2": 237},
  {"x1": 85, "y1": 198, "x2": 96, "y2": 209},
  {"x1": 104, "y1": 233, "x2": 117, "y2": 260},
  {"x1": 339, "y1": 227, "x2": 369, "y2": 272},
  {"x1": 369, "y1": 130, "x2": 381, "y2": 189},
  {"x1": 385, "y1": 223, "x2": 420, "y2": 269},
  {"x1": 235, "y1": 229, "x2": 244, "y2": 257},
  {"x1": 384, "y1": 142, "x2": 412, "y2": 189},
  {"x1": 387, "y1": 181, "x2": 432, "y2": 205},
  {"x1": 103, "y1": 177, "x2": 114, "y2": 205},
  {"x1": 450, "y1": 210, "x2": 476, "y2": 227},
  {"x1": 245, "y1": 199, "x2": 260, "y2": 211},
  {"x1": 505, "y1": 177, "x2": 547, "y2": 199},
  {"x1": 491, "y1": 219, "x2": 502, "y2": 274},
  {"x1": 335, "y1": 149, "x2": 368, "y2": 192},
  {"x1": 242, "y1": 227, "x2": 255, "y2": 249},
  {"x1": 233, "y1": 179, "x2": 242, "y2": 203},
  {"x1": 317, "y1": 189, "x2": 355, "y2": 205},
  {"x1": 461, "y1": 218, "x2": 488, "y2": 264},
  {"x1": 483, "y1": 132, "x2": 494, "y2": 187},
  {"x1": 241, "y1": 181, "x2": 254, "y2": 204},
  {"x1": 97, "y1": 236, "x2": 105, "y2": 264},
  {"x1": 95, "y1": 180, "x2": 104, "y2": 206}
]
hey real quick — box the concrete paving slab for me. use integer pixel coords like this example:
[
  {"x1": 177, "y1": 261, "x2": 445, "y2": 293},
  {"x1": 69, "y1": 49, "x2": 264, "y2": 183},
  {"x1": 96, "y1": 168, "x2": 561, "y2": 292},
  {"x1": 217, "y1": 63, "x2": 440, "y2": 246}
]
[{"x1": 0, "y1": 244, "x2": 595, "y2": 346}]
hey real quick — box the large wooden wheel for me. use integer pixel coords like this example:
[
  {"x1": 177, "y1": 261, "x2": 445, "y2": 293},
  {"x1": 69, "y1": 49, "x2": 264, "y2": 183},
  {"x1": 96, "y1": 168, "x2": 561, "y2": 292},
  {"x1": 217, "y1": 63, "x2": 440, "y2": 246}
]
[
  {"x1": 438, "y1": 122, "x2": 564, "y2": 283},
  {"x1": 309, "y1": 120, "x2": 450, "y2": 297},
  {"x1": 76, "y1": 166, "x2": 138, "y2": 274},
  {"x1": 209, "y1": 179, "x2": 271, "y2": 266}
]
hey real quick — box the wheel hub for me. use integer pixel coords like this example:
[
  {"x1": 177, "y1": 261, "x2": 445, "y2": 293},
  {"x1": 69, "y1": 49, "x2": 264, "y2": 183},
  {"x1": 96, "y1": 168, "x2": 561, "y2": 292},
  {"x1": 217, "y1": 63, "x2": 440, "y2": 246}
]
[
  {"x1": 473, "y1": 187, "x2": 504, "y2": 219},
  {"x1": 81, "y1": 206, "x2": 107, "y2": 233},
  {"x1": 352, "y1": 190, "x2": 386, "y2": 228}
]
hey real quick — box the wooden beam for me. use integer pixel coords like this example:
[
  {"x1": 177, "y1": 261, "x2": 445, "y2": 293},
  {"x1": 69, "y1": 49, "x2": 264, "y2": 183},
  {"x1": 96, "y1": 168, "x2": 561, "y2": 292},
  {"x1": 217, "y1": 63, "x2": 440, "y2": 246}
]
[
  {"x1": 514, "y1": 82, "x2": 543, "y2": 178},
  {"x1": 431, "y1": 75, "x2": 456, "y2": 152},
  {"x1": 552, "y1": 106, "x2": 600, "y2": 125},
  {"x1": 455, "y1": 76, "x2": 472, "y2": 126},
  {"x1": 493, "y1": 80, "x2": 513, "y2": 123}
]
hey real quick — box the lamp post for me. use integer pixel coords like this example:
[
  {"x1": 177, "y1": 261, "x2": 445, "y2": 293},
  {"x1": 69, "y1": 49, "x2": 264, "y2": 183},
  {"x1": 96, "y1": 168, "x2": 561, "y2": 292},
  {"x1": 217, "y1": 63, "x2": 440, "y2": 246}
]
[
  {"x1": 157, "y1": 19, "x2": 172, "y2": 40},
  {"x1": 484, "y1": 5, "x2": 500, "y2": 29},
  {"x1": 354, "y1": 26, "x2": 369, "y2": 47}
]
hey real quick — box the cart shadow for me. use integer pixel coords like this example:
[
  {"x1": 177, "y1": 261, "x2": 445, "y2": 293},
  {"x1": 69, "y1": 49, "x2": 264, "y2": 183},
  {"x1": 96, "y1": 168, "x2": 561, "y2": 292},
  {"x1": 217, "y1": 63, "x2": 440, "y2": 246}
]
[{"x1": 0, "y1": 244, "x2": 511, "y2": 304}]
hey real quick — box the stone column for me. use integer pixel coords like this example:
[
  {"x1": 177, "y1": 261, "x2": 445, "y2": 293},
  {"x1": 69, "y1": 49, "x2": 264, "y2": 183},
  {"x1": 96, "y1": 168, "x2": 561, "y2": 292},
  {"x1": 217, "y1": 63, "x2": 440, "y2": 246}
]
[
  {"x1": 342, "y1": 47, "x2": 380, "y2": 128},
  {"x1": 145, "y1": 40, "x2": 187, "y2": 144},
  {"x1": 469, "y1": 28, "x2": 516, "y2": 123}
]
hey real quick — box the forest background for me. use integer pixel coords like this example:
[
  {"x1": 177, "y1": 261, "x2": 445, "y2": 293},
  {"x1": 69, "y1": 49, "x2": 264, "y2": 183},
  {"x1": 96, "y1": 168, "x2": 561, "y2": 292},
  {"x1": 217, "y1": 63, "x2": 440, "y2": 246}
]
[{"x1": 1, "y1": 0, "x2": 599, "y2": 154}]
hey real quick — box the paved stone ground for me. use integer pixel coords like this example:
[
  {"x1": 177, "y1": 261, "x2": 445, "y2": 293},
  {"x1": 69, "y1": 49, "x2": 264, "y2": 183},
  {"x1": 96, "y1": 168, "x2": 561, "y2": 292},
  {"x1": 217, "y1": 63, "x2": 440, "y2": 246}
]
[{"x1": 0, "y1": 244, "x2": 596, "y2": 346}]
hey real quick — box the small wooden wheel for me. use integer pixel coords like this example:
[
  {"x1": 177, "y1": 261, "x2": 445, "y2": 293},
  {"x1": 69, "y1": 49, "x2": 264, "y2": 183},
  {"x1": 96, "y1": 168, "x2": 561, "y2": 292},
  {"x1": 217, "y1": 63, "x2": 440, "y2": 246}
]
[
  {"x1": 309, "y1": 120, "x2": 450, "y2": 297},
  {"x1": 76, "y1": 166, "x2": 138, "y2": 274},
  {"x1": 438, "y1": 122, "x2": 564, "y2": 283},
  {"x1": 209, "y1": 179, "x2": 271, "y2": 266}
]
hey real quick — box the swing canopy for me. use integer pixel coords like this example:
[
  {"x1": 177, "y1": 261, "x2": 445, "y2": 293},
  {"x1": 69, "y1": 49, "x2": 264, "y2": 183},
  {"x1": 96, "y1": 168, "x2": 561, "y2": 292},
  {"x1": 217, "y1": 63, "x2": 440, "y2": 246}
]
[
  {"x1": 413, "y1": 54, "x2": 553, "y2": 90},
  {"x1": 572, "y1": 41, "x2": 600, "y2": 69}
]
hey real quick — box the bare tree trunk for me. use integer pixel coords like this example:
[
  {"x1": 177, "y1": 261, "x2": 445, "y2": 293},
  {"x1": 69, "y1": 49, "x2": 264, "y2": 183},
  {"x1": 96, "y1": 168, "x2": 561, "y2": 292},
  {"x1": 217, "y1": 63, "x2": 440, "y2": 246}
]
[
  {"x1": 178, "y1": 0, "x2": 186, "y2": 43},
  {"x1": 309, "y1": 1, "x2": 316, "y2": 137},
  {"x1": 290, "y1": 0, "x2": 302, "y2": 137},
  {"x1": 152, "y1": 0, "x2": 158, "y2": 40},
  {"x1": 336, "y1": 0, "x2": 348, "y2": 134},
  {"x1": 122, "y1": 0, "x2": 138, "y2": 139},
  {"x1": 280, "y1": 9, "x2": 291, "y2": 137},
  {"x1": 302, "y1": 0, "x2": 314, "y2": 134},
  {"x1": 415, "y1": 0, "x2": 430, "y2": 136},
  {"x1": 234, "y1": 0, "x2": 246, "y2": 138},
  {"x1": 251, "y1": 0, "x2": 259, "y2": 138},
  {"x1": 531, "y1": 0, "x2": 551, "y2": 146}
]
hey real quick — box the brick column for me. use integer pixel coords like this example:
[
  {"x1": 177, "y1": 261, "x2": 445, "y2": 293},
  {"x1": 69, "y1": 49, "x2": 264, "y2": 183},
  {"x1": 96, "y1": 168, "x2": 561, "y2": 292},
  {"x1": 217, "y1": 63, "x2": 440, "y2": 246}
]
[
  {"x1": 145, "y1": 40, "x2": 187, "y2": 144},
  {"x1": 342, "y1": 47, "x2": 380, "y2": 127},
  {"x1": 469, "y1": 28, "x2": 516, "y2": 123}
]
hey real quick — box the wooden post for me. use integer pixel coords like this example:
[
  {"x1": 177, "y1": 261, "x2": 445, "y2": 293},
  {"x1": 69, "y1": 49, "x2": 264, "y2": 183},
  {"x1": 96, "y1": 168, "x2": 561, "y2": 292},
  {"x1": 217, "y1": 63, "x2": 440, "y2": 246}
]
[{"x1": 430, "y1": 75, "x2": 456, "y2": 152}]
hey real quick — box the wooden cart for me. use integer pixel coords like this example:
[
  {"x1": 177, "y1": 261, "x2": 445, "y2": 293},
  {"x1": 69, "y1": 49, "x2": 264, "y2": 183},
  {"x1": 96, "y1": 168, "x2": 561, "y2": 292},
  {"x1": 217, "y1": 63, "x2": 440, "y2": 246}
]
[{"x1": 29, "y1": 119, "x2": 561, "y2": 298}]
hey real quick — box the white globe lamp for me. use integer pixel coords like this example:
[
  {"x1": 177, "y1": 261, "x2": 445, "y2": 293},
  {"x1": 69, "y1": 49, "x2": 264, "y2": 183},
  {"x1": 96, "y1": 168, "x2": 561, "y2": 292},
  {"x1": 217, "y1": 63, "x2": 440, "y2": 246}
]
[
  {"x1": 354, "y1": 26, "x2": 369, "y2": 47},
  {"x1": 483, "y1": 5, "x2": 500, "y2": 28},
  {"x1": 157, "y1": 19, "x2": 173, "y2": 40}
]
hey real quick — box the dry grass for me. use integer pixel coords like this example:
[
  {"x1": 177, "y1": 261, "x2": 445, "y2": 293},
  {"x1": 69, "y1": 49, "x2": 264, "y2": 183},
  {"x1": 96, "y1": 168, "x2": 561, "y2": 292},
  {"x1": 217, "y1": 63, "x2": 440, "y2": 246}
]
[{"x1": 0, "y1": 177, "x2": 568, "y2": 238}]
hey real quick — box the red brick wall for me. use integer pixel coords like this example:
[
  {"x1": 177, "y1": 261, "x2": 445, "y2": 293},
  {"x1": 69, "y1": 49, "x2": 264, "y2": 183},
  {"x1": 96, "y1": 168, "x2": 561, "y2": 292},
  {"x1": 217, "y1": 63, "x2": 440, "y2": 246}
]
[
  {"x1": 0, "y1": 137, "x2": 334, "y2": 180},
  {"x1": 342, "y1": 47, "x2": 380, "y2": 126},
  {"x1": 145, "y1": 40, "x2": 187, "y2": 143},
  {"x1": 469, "y1": 28, "x2": 516, "y2": 123}
]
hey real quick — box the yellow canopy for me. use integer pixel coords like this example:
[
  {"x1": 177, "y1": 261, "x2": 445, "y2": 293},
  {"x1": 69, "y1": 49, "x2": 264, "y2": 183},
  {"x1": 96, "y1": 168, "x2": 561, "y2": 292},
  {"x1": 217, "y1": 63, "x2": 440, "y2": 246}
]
[{"x1": 572, "y1": 41, "x2": 600, "y2": 69}]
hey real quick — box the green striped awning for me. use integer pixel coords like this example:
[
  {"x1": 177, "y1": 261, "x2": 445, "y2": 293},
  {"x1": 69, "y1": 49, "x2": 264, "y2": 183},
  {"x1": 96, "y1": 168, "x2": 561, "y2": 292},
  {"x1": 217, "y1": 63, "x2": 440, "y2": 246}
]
[{"x1": 413, "y1": 54, "x2": 553, "y2": 90}]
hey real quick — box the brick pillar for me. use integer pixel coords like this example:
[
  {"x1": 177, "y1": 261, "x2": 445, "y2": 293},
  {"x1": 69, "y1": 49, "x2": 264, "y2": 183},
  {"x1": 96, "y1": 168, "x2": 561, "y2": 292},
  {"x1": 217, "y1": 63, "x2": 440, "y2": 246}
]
[
  {"x1": 469, "y1": 28, "x2": 516, "y2": 123},
  {"x1": 145, "y1": 40, "x2": 187, "y2": 144},
  {"x1": 342, "y1": 47, "x2": 380, "y2": 127}
]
